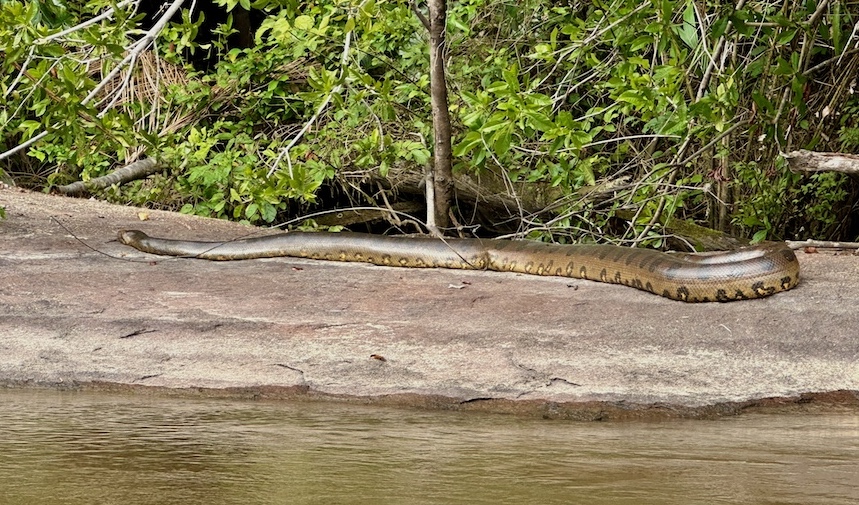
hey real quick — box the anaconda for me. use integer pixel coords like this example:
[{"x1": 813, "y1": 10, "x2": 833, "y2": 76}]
[{"x1": 118, "y1": 230, "x2": 800, "y2": 303}]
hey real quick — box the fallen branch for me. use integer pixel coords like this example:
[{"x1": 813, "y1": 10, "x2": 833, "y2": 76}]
[
  {"x1": 782, "y1": 150, "x2": 859, "y2": 174},
  {"x1": 56, "y1": 158, "x2": 163, "y2": 196},
  {"x1": 786, "y1": 239, "x2": 859, "y2": 250}
]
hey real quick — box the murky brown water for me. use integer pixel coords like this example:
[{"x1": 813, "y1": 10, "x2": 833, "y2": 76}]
[{"x1": 0, "y1": 390, "x2": 856, "y2": 505}]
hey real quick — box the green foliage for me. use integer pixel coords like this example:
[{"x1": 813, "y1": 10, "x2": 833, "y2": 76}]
[{"x1": 1, "y1": 0, "x2": 856, "y2": 239}]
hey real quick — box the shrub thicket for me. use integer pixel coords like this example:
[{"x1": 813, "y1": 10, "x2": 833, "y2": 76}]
[{"x1": 1, "y1": 0, "x2": 857, "y2": 243}]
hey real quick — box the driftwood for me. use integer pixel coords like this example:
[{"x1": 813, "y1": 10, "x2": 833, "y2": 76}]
[
  {"x1": 783, "y1": 150, "x2": 859, "y2": 174},
  {"x1": 56, "y1": 158, "x2": 163, "y2": 196},
  {"x1": 786, "y1": 239, "x2": 859, "y2": 250}
]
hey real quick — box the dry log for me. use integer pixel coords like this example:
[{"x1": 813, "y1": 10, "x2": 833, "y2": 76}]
[
  {"x1": 786, "y1": 239, "x2": 859, "y2": 250},
  {"x1": 56, "y1": 158, "x2": 163, "y2": 196},
  {"x1": 783, "y1": 150, "x2": 859, "y2": 174}
]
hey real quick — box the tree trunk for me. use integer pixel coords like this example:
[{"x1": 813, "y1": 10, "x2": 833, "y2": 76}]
[{"x1": 427, "y1": 0, "x2": 453, "y2": 234}]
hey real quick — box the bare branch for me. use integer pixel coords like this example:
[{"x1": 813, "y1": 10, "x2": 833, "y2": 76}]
[
  {"x1": 410, "y1": 1, "x2": 430, "y2": 31},
  {"x1": 83, "y1": 0, "x2": 187, "y2": 106},
  {"x1": 787, "y1": 239, "x2": 859, "y2": 250},
  {"x1": 783, "y1": 150, "x2": 859, "y2": 174},
  {"x1": 56, "y1": 158, "x2": 163, "y2": 195},
  {"x1": 33, "y1": 0, "x2": 137, "y2": 45}
]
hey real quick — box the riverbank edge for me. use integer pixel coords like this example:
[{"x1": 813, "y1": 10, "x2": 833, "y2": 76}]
[{"x1": 3, "y1": 379, "x2": 858, "y2": 421}]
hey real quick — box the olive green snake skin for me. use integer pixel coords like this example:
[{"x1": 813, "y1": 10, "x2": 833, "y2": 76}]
[{"x1": 118, "y1": 230, "x2": 799, "y2": 302}]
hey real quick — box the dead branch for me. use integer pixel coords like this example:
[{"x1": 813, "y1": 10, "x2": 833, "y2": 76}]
[
  {"x1": 783, "y1": 150, "x2": 859, "y2": 174},
  {"x1": 786, "y1": 239, "x2": 859, "y2": 250},
  {"x1": 56, "y1": 158, "x2": 163, "y2": 196}
]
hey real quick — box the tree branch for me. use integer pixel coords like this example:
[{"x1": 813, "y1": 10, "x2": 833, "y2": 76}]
[
  {"x1": 410, "y1": 1, "x2": 430, "y2": 30},
  {"x1": 56, "y1": 158, "x2": 163, "y2": 195},
  {"x1": 783, "y1": 150, "x2": 859, "y2": 174}
]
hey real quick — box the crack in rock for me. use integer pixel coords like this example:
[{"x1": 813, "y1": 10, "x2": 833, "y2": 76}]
[{"x1": 273, "y1": 363, "x2": 306, "y2": 385}]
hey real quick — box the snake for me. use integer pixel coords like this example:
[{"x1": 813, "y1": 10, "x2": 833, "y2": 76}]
[{"x1": 118, "y1": 230, "x2": 800, "y2": 303}]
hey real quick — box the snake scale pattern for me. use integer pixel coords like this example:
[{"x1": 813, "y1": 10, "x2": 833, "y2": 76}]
[{"x1": 119, "y1": 230, "x2": 800, "y2": 303}]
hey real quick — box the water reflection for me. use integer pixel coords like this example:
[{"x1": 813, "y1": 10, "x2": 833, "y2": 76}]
[{"x1": 0, "y1": 390, "x2": 856, "y2": 505}]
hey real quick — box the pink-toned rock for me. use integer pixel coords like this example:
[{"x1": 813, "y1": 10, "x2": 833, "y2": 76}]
[{"x1": 1, "y1": 188, "x2": 857, "y2": 419}]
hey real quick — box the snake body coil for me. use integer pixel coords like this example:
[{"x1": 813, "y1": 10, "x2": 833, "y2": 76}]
[{"x1": 118, "y1": 230, "x2": 799, "y2": 303}]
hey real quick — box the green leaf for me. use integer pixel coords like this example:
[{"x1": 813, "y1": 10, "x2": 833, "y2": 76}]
[
  {"x1": 453, "y1": 131, "x2": 484, "y2": 156},
  {"x1": 676, "y1": 2, "x2": 698, "y2": 49},
  {"x1": 485, "y1": 81, "x2": 508, "y2": 94},
  {"x1": 777, "y1": 28, "x2": 797, "y2": 45},
  {"x1": 448, "y1": 15, "x2": 470, "y2": 35},
  {"x1": 526, "y1": 111, "x2": 555, "y2": 132},
  {"x1": 616, "y1": 90, "x2": 646, "y2": 108},
  {"x1": 501, "y1": 64, "x2": 520, "y2": 93},
  {"x1": 293, "y1": 15, "x2": 314, "y2": 31},
  {"x1": 260, "y1": 202, "x2": 277, "y2": 222},
  {"x1": 411, "y1": 148, "x2": 430, "y2": 165},
  {"x1": 492, "y1": 127, "x2": 512, "y2": 157}
]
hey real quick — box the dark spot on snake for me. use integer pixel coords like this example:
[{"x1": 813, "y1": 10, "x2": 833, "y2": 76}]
[
  {"x1": 675, "y1": 286, "x2": 690, "y2": 301},
  {"x1": 780, "y1": 276, "x2": 794, "y2": 289},
  {"x1": 599, "y1": 268, "x2": 608, "y2": 282},
  {"x1": 752, "y1": 281, "x2": 776, "y2": 296},
  {"x1": 716, "y1": 289, "x2": 729, "y2": 302},
  {"x1": 579, "y1": 265, "x2": 588, "y2": 278},
  {"x1": 614, "y1": 271, "x2": 623, "y2": 283},
  {"x1": 645, "y1": 281, "x2": 654, "y2": 293},
  {"x1": 624, "y1": 252, "x2": 636, "y2": 266},
  {"x1": 638, "y1": 254, "x2": 657, "y2": 270}
]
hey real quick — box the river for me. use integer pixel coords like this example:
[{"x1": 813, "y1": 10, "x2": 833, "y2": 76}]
[{"x1": 0, "y1": 390, "x2": 856, "y2": 504}]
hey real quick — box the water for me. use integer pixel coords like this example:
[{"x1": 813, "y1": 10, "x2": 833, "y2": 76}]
[{"x1": 0, "y1": 390, "x2": 856, "y2": 505}]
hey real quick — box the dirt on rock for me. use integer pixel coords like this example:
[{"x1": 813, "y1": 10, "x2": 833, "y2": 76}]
[{"x1": 1, "y1": 188, "x2": 857, "y2": 420}]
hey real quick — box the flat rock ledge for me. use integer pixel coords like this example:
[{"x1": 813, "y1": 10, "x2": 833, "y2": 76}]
[{"x1": 1, "y1": 188, "x2": 858, "y2": 420}]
